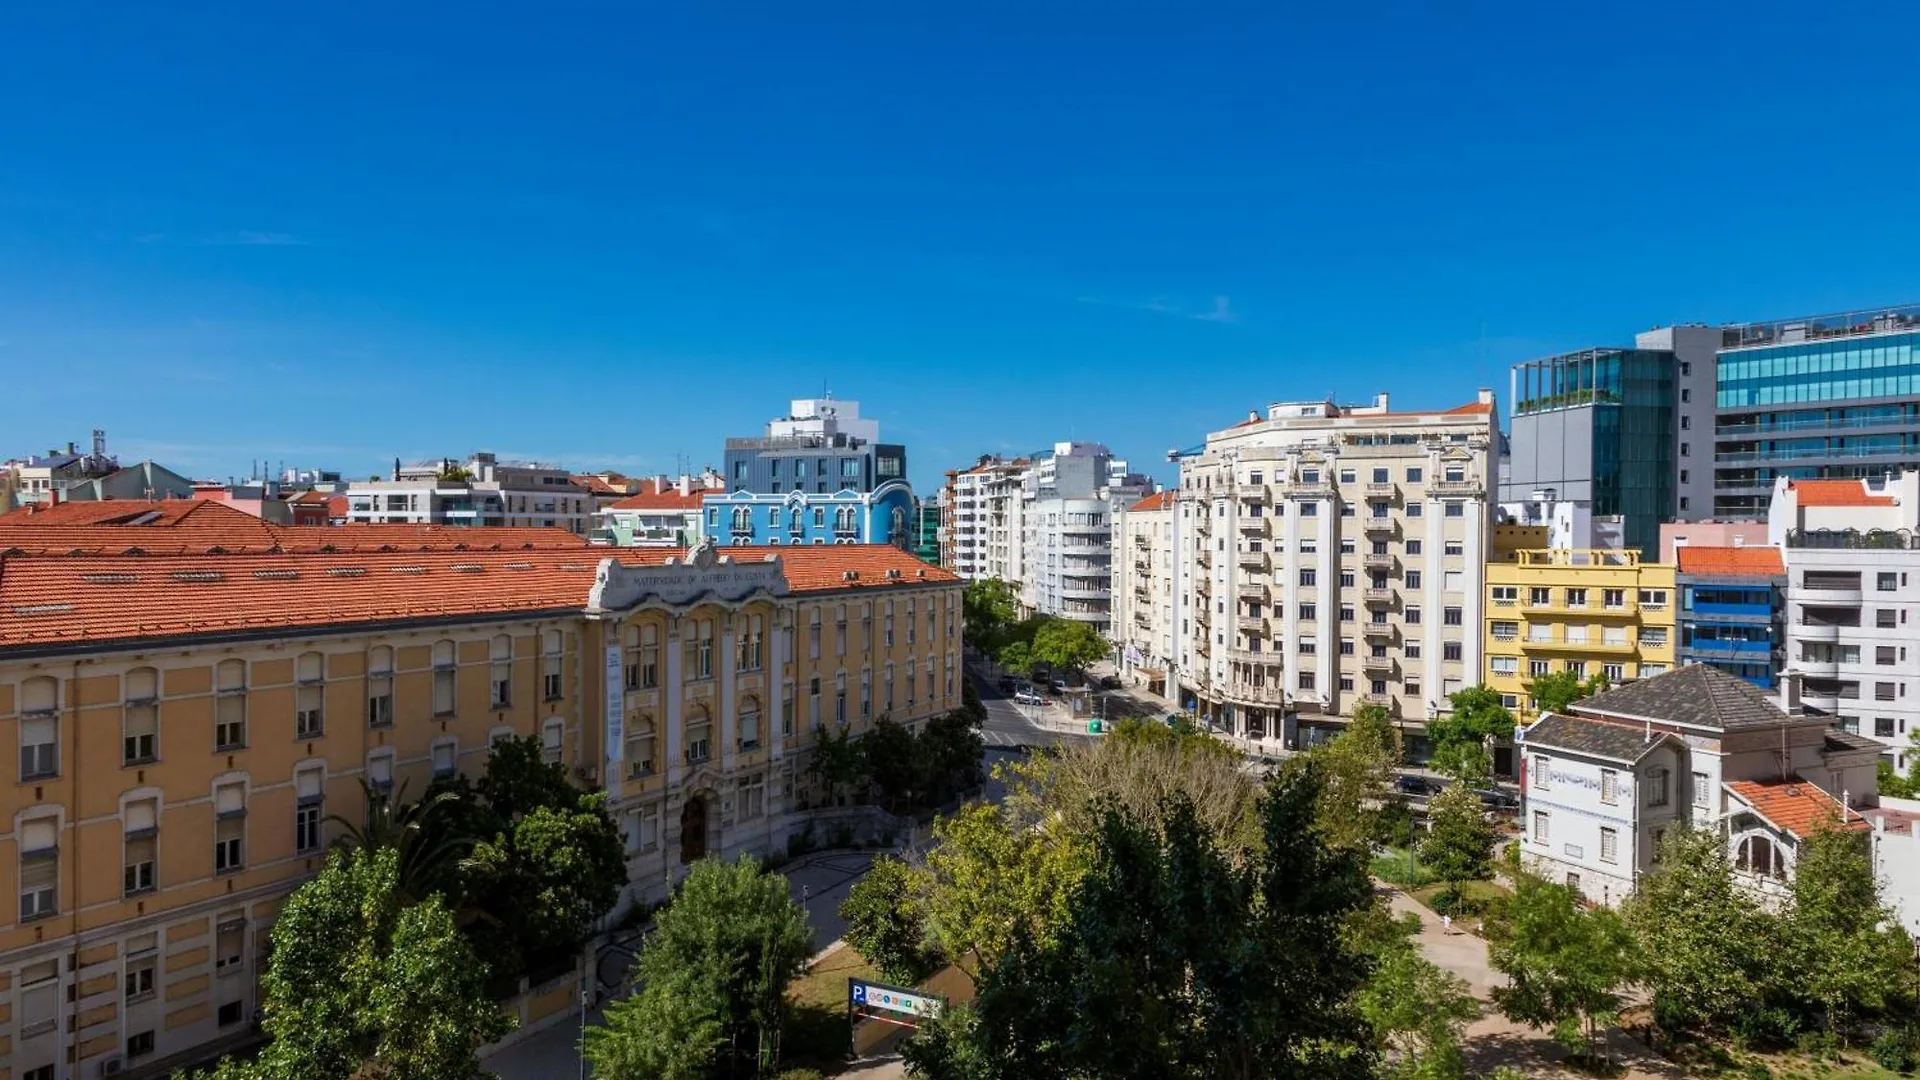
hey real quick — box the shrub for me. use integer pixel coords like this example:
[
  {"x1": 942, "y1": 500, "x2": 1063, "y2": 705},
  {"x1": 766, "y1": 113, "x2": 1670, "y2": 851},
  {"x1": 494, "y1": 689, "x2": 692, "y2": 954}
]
[
  {"x1": 787, "y1": 825, "x2": 818, "y2": 859},
  {"x1": 1871, "y1": 1029, "x2": 1913, "y2": 1073},
  {"x1": 1738, "y1": 1064, "x2": 1772, "y2": 1080}
]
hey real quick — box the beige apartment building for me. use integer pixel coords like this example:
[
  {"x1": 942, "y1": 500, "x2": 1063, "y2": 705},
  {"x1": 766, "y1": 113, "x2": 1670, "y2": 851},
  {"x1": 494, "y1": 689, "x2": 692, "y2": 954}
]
[
  {"x1": 0, "y1": 524, "x2": 958, "y2": 1080},
  {"x1": 1176, "y1": 392, "x2": 1498, "y2": 754},
  {"x1": 1111, "y1": 491, "x2": 1179, "y2": 698}
]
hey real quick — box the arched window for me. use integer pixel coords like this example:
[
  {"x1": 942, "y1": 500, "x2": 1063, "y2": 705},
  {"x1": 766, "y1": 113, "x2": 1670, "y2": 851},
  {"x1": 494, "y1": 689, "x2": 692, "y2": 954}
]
[
  {"x1": 1736, "y1": 835, "x2": 1780, "y2": 878},
  {"x1": 542, "y1": 629, "x2": 564, "y2": 700},
  {"x1": 295, "y1": 652, "x2": 325, "y2": 739},
  {"x1": 685, "y1": 707, "x2": 712, "y2": 764},
  {"x1": 739, "y1": 696, "x2": 762, "y2": 749},
  {"x1": 432, "y1": 640, "x2": 457, "y2": 716},
  {"x1": 124, "y1": 667, "x2": 159, "y2": 765},
  {"x1": 20, "y1": 675, "x2": 59, "y2": 779},
  {"x1": 490, "y1": 635, "x2": 514, "y2": 708},
  {"x1": 626, "y1": 716, "x2": 655, "y2": 778},
  {"x1": 367, "y1": 646, "x2": 395, "y2": 727}
]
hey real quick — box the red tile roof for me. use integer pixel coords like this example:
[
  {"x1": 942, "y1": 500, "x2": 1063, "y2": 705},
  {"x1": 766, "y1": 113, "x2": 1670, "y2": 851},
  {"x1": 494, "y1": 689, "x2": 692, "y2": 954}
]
[
  {"x1": 1725, "y1": 777, "x2": 1867, "y2": 838},
  {"x1": 607, "y1": 487, "x2": 718, "y2": 511},
  {"x1": 287, "y1": 490, "x2": 333, "y2": 505},
  {"x1": 1129, "y1": 491, "x2": 1174, "y2": 512},
  {"x1": 0, "y1": 500, "x2": 589, "y2": 555},
  {"x1": 0, "y1": 499, "x2": 235, "y2": 527},
  {"x1": 571, "y1": 475, "x2": 636, "y2": 496},
  {"x1": 1790, "y1": 478, "x2": 1896, "y2": 507},
  {"x1": 1675, "y1": 545, "x2": 1785, "y2": 576},
  {"x1": 0, "y1": 543, "x2": 955, "y2": 649}
]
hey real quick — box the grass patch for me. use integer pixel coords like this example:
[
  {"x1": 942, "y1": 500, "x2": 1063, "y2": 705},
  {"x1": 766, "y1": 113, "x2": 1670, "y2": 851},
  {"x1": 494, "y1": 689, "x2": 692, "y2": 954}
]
[
  {"x1": 1408, "y1": 879, "x2": 1511, "y2": 933},
  {"x1": 788, "y1": 945, "x2": 883, "y2": 1012},
  {"x1": 781, "y1": 946, "x2": 884, "y2": 1074},
  {"x1": 1370, "y1": 846, "x2": 1437, "y2": 888}
]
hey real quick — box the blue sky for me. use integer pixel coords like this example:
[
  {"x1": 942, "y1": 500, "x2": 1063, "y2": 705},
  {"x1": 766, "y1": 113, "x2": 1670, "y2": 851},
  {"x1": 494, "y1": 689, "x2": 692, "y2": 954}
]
[{"x1": 4, "y1": 2, "x2": 1917, "y2": 494}]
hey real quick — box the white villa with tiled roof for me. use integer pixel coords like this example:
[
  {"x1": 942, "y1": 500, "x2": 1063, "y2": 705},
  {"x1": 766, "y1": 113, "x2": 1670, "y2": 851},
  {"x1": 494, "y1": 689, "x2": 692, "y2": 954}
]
[{"x1": 1518, "y1": 664, "x2": 1880, "y2": 907}]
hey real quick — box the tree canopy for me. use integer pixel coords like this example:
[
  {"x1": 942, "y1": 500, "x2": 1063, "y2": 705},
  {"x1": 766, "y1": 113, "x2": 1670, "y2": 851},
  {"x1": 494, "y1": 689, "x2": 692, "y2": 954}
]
[
  {"x1": 1030, "y1": 617, "x2": 1110, "y2": 673},
  {"x1": 1489, "y1": 868, "x2": 1636, "y2": 1064},
  {"x1": 963, "y1": 578, "x2": 1021, "y2": 653},
  {"x1": 1526, "y1": 670, "x2": 1609, "y2": 716},
  {"x1": 1307, "y1": 703, "x2": 1401, "y2": 852},
  {"x1": 1428, "y1": 686, "x2": 1515, "y2": 780},
  {"x1": 1417, "y1": 785, "x2": 1497, "y2": 908}
]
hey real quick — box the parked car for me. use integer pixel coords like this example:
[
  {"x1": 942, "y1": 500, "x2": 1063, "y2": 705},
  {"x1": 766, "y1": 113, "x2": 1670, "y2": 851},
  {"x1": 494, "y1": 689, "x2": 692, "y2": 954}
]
[
  {"x1": 1474, "y1": 787, "x2": 1520, "y2": 811},
  {"x1": 1014, "y1": 689, "x2": 1049, "y2": 707},
  {"x1": 1050, "y1": 678, "x2": 1069, "y2": 693},
  {"x1": 1097, "y1": 675, "x2": 1121, "y2": 690},
  {"x1": 1392, "y1": 774, "x2": 1442, "y2": 797},
  {"x1": 997, "y1": 675, "x2": 1017, "y2": 693}
]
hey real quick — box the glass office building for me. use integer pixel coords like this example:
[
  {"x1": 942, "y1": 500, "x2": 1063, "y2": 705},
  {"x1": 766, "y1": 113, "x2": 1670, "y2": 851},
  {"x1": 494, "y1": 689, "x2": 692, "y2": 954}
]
[
  {"x1": 1505, "y1": 347, "x2": 1675, "y2": 556},
  {"x1": 1714, "y1": 305, "x2": 1920, "y2": 517}
]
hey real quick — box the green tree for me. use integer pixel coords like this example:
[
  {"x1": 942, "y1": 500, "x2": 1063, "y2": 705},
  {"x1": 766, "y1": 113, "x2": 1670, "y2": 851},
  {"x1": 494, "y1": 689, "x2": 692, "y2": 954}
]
[
  {"x1": 1785, "y1": 826, "x2": 1915, "y2": 1034},
  {"x1": 995, "y1": 639, "x2": 1035, "y2": 678},
  {"x1": 614, "y1": 857, "x2": 814, "y2": 1074},
  {"x1": 910, "y1": 764, "x2": 1379, "y2": 1080},
  {"x1": 325, "y1": 777, "x2": 472, "y2": 905},
  {"x1": 583, "y1": 969, "x2": 729, "y2": 1080},
  {"x1": 963, "y1": 578, "x2": 1020, "y2": 654},
  {"x1": 180, "y1": 848, "x2": 511, "y2": 1080},
  {"x1": 1489, "y1": 870, "x2": 1636, "y2": 1064},
  {"x1": 461, "y1": 796, "x2": 627, "y2": 976},
  {"x1": 807, "y1": 723, "x2": 867, "y2": 806},
  {"x1": 1526, "y1": 670, "x2": 1609, "y2": 715},
  {"x1": 863, "y1": 717, "x2": 923, "y2": 809},
  {"x1": 921, "y1": 801, "x2": 1088, "y2": 983},
  {"x1": 840, "y1": 856, "x2": 941, "y2": 984},
  {"x1": 1428, "y1": 686, "x2": 1514, "y2": 781},
  {"x1": 1417, "y1": 785, "x2": 1497, "y2": 909},
  {"x1": 475, "y1": 733, "x2": 578, "y2": 823},
  {"x1": 1030, "y1": 617, "x2": 1110, "y2": 675},
  {"x1": 1624, "y1": 827, "x2": 1779, "y2": 1035},
  {"x1": 917, "y1": 709, "x2": 987, "y2": 804},
  {"x1": 1310, "y1": 703, "x2": 1400, "y2": 852},
  {"x1": 1357, "y1": 938, "x2": 1482, "y2": 1080}
]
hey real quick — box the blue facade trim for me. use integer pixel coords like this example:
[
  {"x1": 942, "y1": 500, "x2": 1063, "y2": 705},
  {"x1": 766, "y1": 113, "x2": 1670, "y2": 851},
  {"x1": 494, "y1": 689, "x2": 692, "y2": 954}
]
[{"x1": 701, "y1": 481, "x2": 916, "y2": 547}]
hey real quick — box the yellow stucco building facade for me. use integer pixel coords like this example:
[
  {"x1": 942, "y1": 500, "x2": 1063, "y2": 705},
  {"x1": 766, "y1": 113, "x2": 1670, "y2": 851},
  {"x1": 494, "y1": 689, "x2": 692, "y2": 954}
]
[{"x1": 1484, "y1": 549, "x2": 1677, "y2": 717}]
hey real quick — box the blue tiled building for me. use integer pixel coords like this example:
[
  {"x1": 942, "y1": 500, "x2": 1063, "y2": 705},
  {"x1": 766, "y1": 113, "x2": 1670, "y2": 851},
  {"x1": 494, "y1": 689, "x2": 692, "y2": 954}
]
[
  {"x1": 705, "y1": 397, "x2": 916, "y2": 547},
  {"x1": 1676, "y1": 545, "x2": 1785, "y2": 688}
]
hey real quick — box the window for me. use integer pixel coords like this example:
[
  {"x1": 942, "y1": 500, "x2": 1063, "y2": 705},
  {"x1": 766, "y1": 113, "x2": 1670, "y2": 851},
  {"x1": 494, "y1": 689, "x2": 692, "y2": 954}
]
[
  {"x1": 1565, "y1": 588, "x2": 1587, "y2": 608},
  {"x1": 1298, "y1": 638, "x2": 1317, "y2": 655},
  {"x1": 1299, "y1": 603, "x2": 1317, "y2": 621},
  {"x1": 215, "y1": 916, "x2": 245, "y2": 972},
  {"x1": 1528, "y1": 587, "x2": 1551, "y2": 607},
  {"x1": 740, "y1": 614, "x2": 765, "y2": 671},
  {"x1": 739, "y1": 774, "x2": 766, "y2": 820},
  {"x1": 783, "y1": 687, "x2": 796, "y2": 736},
  {"x1": 125, "y1": 799, "x2": 158, "y2": 894},
  {"x1": 214, "y1": 783, "x2": 246, "y2": 873},
  {"x1": 1877, "y1": 716, "x2": 1898, "y2": 738},
  {"x1": 1443, "y1": 642, "x2": 1462, "y2": 661},
  {"x1": 19, "y1": 959, "x2": 58, "y2": 1039},
  {"x1": 542, "y1": 629, "x2": 564, "y2": 700},
  {"x1": 219, "y1": 1000, "x2": 245, "y2": 1026},
  {"x1": 1566, "y1": 872, "x2": 1583, "y2": 898},
  {"x1": 215, "y1": 659, "x2": 247, "y2": 750},
  {"x1": 125, "y1": 944, "x2": 156, "y2": 1003},
  {"x1": 1444, "y1": 502, "x2": 1463, "y2": 517},
  {"x1": 1340, "y1": 570, "x2": 1356, "y2": 588},
  {"x1": 861, "y1": 670, "x2": 873, "y2": 720},
  {"x1": 1879, "y1": 646, "x2": 1899, "y2": 666},
  {"x1": 1407, "y1": 501, "x2": 1422, "y2": 518},
  {"x1": 1300, "y1": 502, "x2": 1316, "y2": 517},
  {"x1": 1339, "y1": 638, "x2": 1355, "y2": 655},
  {"x1": 1638, "y1": 627, "x2": 1668, "y2": 647},
  {"x1": 1532, "y1": 810, "x2": 1549, "y2": 843},
  {"x1": 1691, "y1": 771, "x2": 1711, "y2": 809},
  {"x1": 291, "y1": 652, "x2": 326, "y2": 738},
  {"x1": 1737, "y1": 835, "x2": 1781, "y2": 878},
  {"x1": 1300, "y1": 569, "x2": 1316, "y2": 586},
  {"x1": 740, "y1": 697, "x2": 762, "y2": 749},
  {"x1": 689, "y1": 619, "x2": 714, "y2": 679},
  {"x1": 295, "y1": 769, "x2": 323, "y2": 852},
  {"x1": 1443, "y1": 606, "x2": 1462, "y2": 626},
  {"x1": 1405, "y1": 606, "x2": 1422, "y2": 625},
  {"x1": 685, "y1": 708, "x2": 712, "y2": 763},
  {"x1": 1878, "y1": 683, "x2": 1899, "y2": 703},
  {"x1": 1406, "y1": 570, "x2": 1422, "y2": 588},
  {"x1": 1603, "y1": 588, "x2": 1625, "y2": 609},
  {"x1": 1529, "y1": 658, "x2": 1551, "y2": 677},
  {"x1": 1880, "y1": 609, "x2": 1899, "y2": 629},
  {"x1": 1880, "y1": 572, "x2": 1900, "y2": 592},
  {"x1": 1603, "y1": 662, "x2": 1624, "y2": 682},
  {"x1": 488, "y1": 635, "x2": 514, "y2": 707},
  {"x1": 1491, "y1": 620, "x2": 1518, "y2": 639},
  {"x1": 1638, "y1": 589, "x2": 1667, "y2": 607},
  {"x1": 641, "y1": 625, "x2": 660, "y2": 687},
  {"x1": 124, "y1": 667, "x2": 159, "y2": 765},
  {"x1": 368, "y1": 646, "x2": 395, "y2": 727},
  {"x1": 431, "y1": 739, "x2": 456, "y2": 778},
  {"x1": 1532, "y1": 755, "x2": 1551, "y2": 790},
  {"x1": 1490, "y1": 584, "x2": 1514, "y2": 602},
  {"x1": 19, "y1": 675, "x2": 58, "y2": 780},
  {"x1": 1339, "y1": 604, "x2": 1355, "y2": 622},
  {"x1": 1490, "y1": 656, "x2": 1517, "y2": 676},
  {"x1": 629, "y1": 805, "x2": 660, "y2": 852},
  {"x1": 1405, "y1": 641, "x2": 1422, "y2": 659},
  {"x1": 835, "y1": 673, "x2": 847, "y2": 724},
  {"x1": 541, "y1": 719, "x2": 564, "y2": 764},
  {"x1": 626, "y1": 717, "x2": 656, "y2": 778},
  {"x1": 1298, "y1": 672, "x2": 1316, "y2": 690},
  {"x1": 1599, "y1": 827, "x2": 1618, "y2": 864},
  {"x1": 1599, "y1": 769, "x2": 1618, "y2": 805},
  {"x1": 432, "y1": 640, "x2": 457, "y2": 716},
  {"x1": 1645, "y1": 767, "x2": 1670, "y2": 807}
]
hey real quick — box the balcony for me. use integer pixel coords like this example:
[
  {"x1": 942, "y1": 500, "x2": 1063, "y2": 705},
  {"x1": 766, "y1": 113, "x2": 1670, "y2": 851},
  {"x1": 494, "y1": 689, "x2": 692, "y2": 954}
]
[
  {"x1": 1362, "y1": 553, "x2": 1396, "y2": 571},
  {"x1": 1795, "y1": 621, "x2": 1843, "y2": 642},
  {"x1": 1197, "y1": 549, "x2": 1213, "y2": 569},
  {"x1": 1133, "y1": 533, "x2": 1151, "y2": 550},
  {"x1": 1365, "y1": 483, "x2": 1398, "y2": 499},
  {"x1": 1134, "y1": 610, "x2": 1152, "y2": 630},
  {"x1": 1291, "y1": 482, "x2": 1336, "y2": 500},
  {"x1": 1523, "y1": 636, "x2": 1637, "y2": 653},
  {"x1": 1194, "y1": 608, "x2": 1211, "y2": 627},
  {"x1": 1362, "y1": 588, "x2": 1395, "y2": 604},
  {"x1": 1225, "y1": 683, "x2": 1287, "y2": 705},
  {"x1": 1363, "y1": 518, "x2": 1397, "y2": 535},
  {"x1": 1194, "y1": 513, "x2": 1213, "y2": 536},
  {"x1": 1238, "y1": 550, "x2": 1270, "y2": 572},
  {"x1": 1796, "y1": 656, "x2": 1843, "y2": 678},
  {"x1": 1789, "y1": 584, "x2": 1864, "y2": 605},
  {"x1": 1195, "y1": 576, "x2": 1212, "y2": 596},
  {"x1": 1237, "y1": 615, "x2": 1268, "y2": 634},
  {"x1": 1238, "y1": 581, "x2": 1267, "y2": 602},
  {"x1": 1362, "y1": 654, "x2": 1395, "y2": 674},
  {"x1": 1430, "y1": 479, "x2": 1483, "y2": 496},
  {"x1": 1229, "y1": 647, "x2": 1279, "y2": 667},
  {"x1": 1239, "y1": 516, "x2": 1271, "y2": 536},
  {"x1": 1134, "y1": 558, "x2": 1150, "y2": 576},
  {"x1": 1134, "y1": 583, "x2": 1151, "y2": 601},
  {"x1": 1358, "y1": 692, "x2": 1396, "y2": 709},
  {"x1": 1363, "y1": 623, "x2": 1397, "y2": 641}
]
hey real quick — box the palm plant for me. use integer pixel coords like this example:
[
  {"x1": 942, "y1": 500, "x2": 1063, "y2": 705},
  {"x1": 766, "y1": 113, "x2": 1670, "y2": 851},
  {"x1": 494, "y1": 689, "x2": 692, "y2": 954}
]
[{"x1": 326, "y1": 778, "x2": 473, "y2": 905}]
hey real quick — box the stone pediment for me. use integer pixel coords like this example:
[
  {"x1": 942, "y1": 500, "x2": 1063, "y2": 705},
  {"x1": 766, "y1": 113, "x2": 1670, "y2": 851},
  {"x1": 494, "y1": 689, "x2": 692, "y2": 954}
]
[{"x1": 588, "y1": 542, "x2": 790, "y2": 613}]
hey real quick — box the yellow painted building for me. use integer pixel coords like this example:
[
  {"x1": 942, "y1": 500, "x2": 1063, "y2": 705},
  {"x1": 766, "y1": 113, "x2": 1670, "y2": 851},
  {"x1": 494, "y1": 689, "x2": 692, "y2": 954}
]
[
  {"x1": 1484, "y1": 549, "x2": 1677, "y2": 716},
  {"x1": 0, "y1": 530, "x2": 959, "y2": 1080}
]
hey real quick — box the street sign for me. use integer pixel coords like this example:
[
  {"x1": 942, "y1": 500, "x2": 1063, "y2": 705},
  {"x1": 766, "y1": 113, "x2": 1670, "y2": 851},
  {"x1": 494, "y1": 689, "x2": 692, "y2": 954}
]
[
  {"x1": 1087, "y1": 718, "x2": 1103, "y2": 734},
  {"x1": 848, "y1": 978, "x2": 941, "y2": 1019}
]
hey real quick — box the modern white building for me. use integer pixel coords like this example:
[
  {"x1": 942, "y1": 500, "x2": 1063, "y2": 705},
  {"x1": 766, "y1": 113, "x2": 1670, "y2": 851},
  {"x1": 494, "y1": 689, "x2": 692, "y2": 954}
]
[
  {"x1": 1174, "y1": 391, "x2": 1499, "y2": 749},
  {"x1": 939, "y1": 456, "x2": 1027, "y2": 579},
  {"x1": 1770, "y1": 472, "x2": 1920, "y2": 769},
  {"x1": 1112, "y1": 491, "x2": 1180, "y2": 698},
  {"x1": 1518, "y1": 666, "x2": 1881, "y2": 908},
  {"x1": 1017, "y1": 443, "x2": 1152, "y2": 634},
  {"x1": 345, "y1": 452, "x2": 593, "y2": 534}
]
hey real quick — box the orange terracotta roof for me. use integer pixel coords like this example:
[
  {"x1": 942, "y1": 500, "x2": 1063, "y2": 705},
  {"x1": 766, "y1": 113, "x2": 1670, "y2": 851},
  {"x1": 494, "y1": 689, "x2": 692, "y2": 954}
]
[
  {"x1": 0, "y1": 544, "x2": 954, "y2": 649},
  {"x1": 1790, "y1": 478, "x2": 1896, "y2": 507},
  {"x1": 607, "y1": 487, "x2": 717, "y2": 511},
  {"x1": 1130, "y1": 491, "x2": 1174, "y2": 512},
  {"x1": 0, "y1": 500, "x2": 590, "y2": 556},
  {"x1": 325, "y1": 496, "x2": 349, "y2": 520},
  {"x1": 1725, "y1": 777, "x2": 1866, "y2": 839},
  {"x1": 1675, "y1": 546, "x2": 1785, "y2": 576},
  {"x1": 287, "y1": 490, "x2": 333, "y2": 505},
  {"x1": 572, "y1": 475, "x2": 637, "y2": 496},
  {"x1": 0, "y1": 499, "x2": 243, "y2": 527}
]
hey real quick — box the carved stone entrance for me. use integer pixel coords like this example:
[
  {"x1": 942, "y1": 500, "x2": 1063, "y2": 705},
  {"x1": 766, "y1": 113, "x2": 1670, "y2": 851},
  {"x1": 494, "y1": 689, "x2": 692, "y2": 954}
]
[{"x1": 680, "y1": 795, "x2": 709, "y2": 864}]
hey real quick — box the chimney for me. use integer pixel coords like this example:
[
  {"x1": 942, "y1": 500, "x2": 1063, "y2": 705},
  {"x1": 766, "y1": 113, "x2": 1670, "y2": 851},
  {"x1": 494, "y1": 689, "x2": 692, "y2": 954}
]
[
  {"x1": 677, "y1": 475, "x2": 690, "y2": 496},
  {"x1": 1779, "y1": 669, "x2": 1803, "y2": 715},
  {"x1": 66, "y1": 441, "x2": 76, "y2": 455},
  {"x1": 1477, "y1": 386, "x2": 1496, "y2": 406}
]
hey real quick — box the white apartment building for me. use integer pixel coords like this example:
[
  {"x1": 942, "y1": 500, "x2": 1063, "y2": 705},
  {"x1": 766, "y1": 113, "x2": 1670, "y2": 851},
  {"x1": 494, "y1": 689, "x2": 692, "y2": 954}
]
[
  {"x1": 1771, "y1": 472, "x2": 1920, "y2": 769},
  {"x1": 941, "y1": 457, "x2": 1013, "y2": 578},
  {"x1": 345, "y1": 452, "x2": 593, "y2": 534},
  {"x1": 1519, "y1": 666, "x2": 1881, "y2": 907},
  {"x1": 1175, "y1": 392, "x2": 1498, "y2": 749},
  {"x1": 983, "y1": 463, "x2": 1027, "y2": 592},
  {"x1": 1018, "y1": 443, "x2": 1152, "y2": 634},
  {"x1": 1112, "y1": 491, "x2": 1179, "y2": 698}
]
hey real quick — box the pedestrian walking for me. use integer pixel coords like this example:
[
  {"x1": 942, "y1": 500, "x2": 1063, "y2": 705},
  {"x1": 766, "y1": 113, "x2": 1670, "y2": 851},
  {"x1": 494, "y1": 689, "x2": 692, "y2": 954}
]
[{"x1": 1441, "y1": 913, "x2": 1453, "y2": 936}]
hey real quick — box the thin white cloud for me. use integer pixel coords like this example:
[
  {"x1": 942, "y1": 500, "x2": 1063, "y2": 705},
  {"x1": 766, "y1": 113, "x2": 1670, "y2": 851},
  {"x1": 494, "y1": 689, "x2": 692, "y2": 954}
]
[{"x1": 1191, "y1": 296, "x2": 1237, "y2": 324}]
